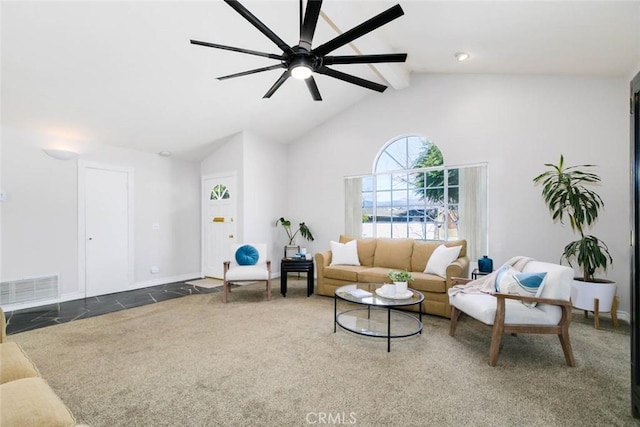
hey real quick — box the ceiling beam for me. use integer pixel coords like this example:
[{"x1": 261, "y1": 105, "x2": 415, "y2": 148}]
[{"x1": 319, "y1": 3, "x2": 410, "y2": 90}]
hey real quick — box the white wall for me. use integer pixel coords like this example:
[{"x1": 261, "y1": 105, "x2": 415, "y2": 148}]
[
  {"x1": 1, "y1": 126, "x2": 201, "y2": 306},
  {"x1": 201, "y1": 131, "x2": 287, "y2": 273},
  {"x1": 286, "y1": 73, "x2": 631, "y2": 315},
  {"x1": 1, "y1": 127, "x2": 79, "y2": 297},
  {"x1": 201, "y1": 132, "x2": 244, "y2": 239},
  {"x1": 242, "y1": 131, "x2": 287, "y2": 269}
]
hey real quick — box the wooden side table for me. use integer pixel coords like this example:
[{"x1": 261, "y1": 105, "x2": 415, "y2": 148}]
[{"x1": 280, "y1": 258, "x2": 314, "y2": 297}]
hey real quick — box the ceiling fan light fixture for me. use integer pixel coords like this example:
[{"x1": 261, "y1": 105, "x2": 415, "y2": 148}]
[
  {"x1": 455, "y1": 52, "x2": 471, "y2": 62},
  {"x1": 290, "y1": 61, "x2": 313, "y2": 80},
  {"x1": 191, "y1": 1, "x2": 407, "y2": 99}
]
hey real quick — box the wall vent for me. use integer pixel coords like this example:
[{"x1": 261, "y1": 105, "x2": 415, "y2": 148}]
[{"x1": 0, "y1": 275, "x2": 59, "y2": 305}]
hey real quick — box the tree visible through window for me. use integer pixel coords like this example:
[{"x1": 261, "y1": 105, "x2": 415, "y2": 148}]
[
  {"x1": 210, "y1": 184, "x2": 230, "y2": 200},
  {"x1": 363, "y1": 136, "x2": 459, "y2": 240}
]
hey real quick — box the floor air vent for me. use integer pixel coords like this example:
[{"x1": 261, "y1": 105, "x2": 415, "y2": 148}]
[{"x1": 0, "y1": 275, "x2": 59, "y2": 305}]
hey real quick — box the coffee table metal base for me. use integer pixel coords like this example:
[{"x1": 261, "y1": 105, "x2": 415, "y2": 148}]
[{"x1": 333, "y1": 284, "x2": 424, "y2": 352}]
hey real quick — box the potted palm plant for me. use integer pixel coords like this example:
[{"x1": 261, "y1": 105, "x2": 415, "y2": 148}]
[
  {"x1": 533, "y1": 155, "x2": 616, "y2": 325},
  {"x1": 275, "y1": 217, "x2": 314, "y2": 257}
]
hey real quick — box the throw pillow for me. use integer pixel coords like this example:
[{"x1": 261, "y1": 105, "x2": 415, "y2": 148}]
[
  {"x1": 495, "y1": 266, "x2": 547, "y2": 308},
  {"x1": 235, "y1": 245, "x2": 259, "y2": 265},
  {"x1": 330, "y1": 240, "x2": 360, "y2": 266},
  {"x1": 424, "y1": 244, "x2": 462, "y2": 278},
  {"x1": 513, "y1": 272, "x2": 547, "y2": 308}
]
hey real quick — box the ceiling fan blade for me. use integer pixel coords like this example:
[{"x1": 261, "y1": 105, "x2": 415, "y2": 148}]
[
  {"x1": 299, "y1": 0, "x2": 323, "y2": 51},
  {"x1": 190, "y1": 40, "x2": 284, "y2": 61},
  {"x1": 316, "y1": 66, "x2": 387, "y2": 93},
  {"x1": 305, "y1": 76, "x2": 322, "y2": 101},
  {"x1": 312, "y1": 4, "x2": 404, "y2": 57},
  {"x1": 263, "y1": 71, "x2": 291, "y2": 98},
  {"x1": 218, "y1": 64, "x2": 285, "y2": 81},
  {"x1": 323, "y1": 53, "x2": 407, "y2": 65},
  {"x1": 224, "y1": 0, "x2": 295, "y2": 55}
]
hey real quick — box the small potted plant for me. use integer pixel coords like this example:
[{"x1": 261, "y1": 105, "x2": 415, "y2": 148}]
[
  {"x1": 387, "y1": 270, "x2": 414, "y2": 295},
  {"x1": 275, "y1": 217, "x2": 314, "y2": 257},
  {"x1": 387, "y1": 270, "x2": 414, "y2": 283}
]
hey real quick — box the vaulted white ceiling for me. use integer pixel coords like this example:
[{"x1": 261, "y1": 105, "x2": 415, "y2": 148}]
[{"x1": 2, "y1": 1, "x2": 639, "y2": 160}]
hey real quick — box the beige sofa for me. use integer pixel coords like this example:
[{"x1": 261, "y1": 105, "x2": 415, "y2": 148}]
[
  {"x1": 0, "y1": 307, "x2": 83, "y2": 427},
  {"x1": 315, "y1": 235, "x2": 470, "y2": 318}
]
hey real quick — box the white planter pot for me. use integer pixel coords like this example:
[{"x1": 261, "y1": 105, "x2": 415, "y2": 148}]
[
  {"x1": 394, "y1": 281, "x2": 408, "y2": 294},
  {"x1": 570, "y1": 279, "x2": 616, "y2": 313}
]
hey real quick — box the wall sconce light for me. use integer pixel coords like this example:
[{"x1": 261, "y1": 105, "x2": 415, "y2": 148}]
[
  {"x1": 43, "y1": 148, "x2": 79, "y2": 160},
  {"x1": 455, "y1": 52, "x2": 471, "y2": 62}
]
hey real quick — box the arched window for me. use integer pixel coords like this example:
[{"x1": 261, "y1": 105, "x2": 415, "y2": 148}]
[
  {"x1": 210, "y1": 184, "x2": 230, "y2": 200},
  {"x1": 374, "y1": 135, "x2": 441, "y2": 173},
  {"x1": 346, "y1": 135, "x2": 487, "y2": 259},
  {"x1": 364, "y1": 135, "x2": 457, "y2": 240}
]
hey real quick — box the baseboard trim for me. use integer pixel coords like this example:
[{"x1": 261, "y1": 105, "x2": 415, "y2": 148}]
[
  {"x1": 616, "y1": 310, "x2": 630, "y2": 324},
  {"x1": 1, "y1": 273, "x2": 203, "y2": 312},
  {"x1": 1, "y1": 291, "x2": 86, "y2": 312}
]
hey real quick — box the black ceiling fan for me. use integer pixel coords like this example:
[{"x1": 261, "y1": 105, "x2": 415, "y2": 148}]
[{"x1": 190, "y1": 0, "x2": 407, "y2": 101}]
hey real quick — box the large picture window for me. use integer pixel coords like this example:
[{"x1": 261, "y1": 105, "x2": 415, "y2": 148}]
[{"x1": 346, "y1": 135, "x2": 487, "y2": 260}]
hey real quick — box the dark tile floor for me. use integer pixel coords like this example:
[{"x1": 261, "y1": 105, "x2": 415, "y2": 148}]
[{"x1": 4, "y1": 281, "x2": 220, "y2": 335}]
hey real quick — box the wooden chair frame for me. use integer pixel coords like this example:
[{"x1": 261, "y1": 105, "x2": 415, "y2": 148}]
[{"x1": 449, "y1": 277, "x2": 575, "y2": 367}]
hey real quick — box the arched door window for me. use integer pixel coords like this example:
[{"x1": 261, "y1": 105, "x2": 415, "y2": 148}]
[{"x1": 210, "y1": 184, "x2": 230, "y2": 200}]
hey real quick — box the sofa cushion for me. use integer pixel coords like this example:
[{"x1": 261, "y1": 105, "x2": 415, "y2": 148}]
[
  {"x1": 411, "y1": 240, "x2": 439, "y2": 272},
  {"x1": 0, "y1": 342, "x2": 41, "y2": 384},
  {"x1": 324, "y1": 265, "x2": 369, "y2": 282},
  {"x1": 523, "y1": 260, "x2": 573, "y2": 302},
  {"x1": 339, "y1": 235, "x2": 377, "y2": 266},
  {"x1": 449, "y1": 293, "x2": 558, "y2": 326},
  {"x1": 0, "y1": 377, "x2": 77, "y2": 427},
  {"x1": 373, "y1": 238, "x2": 413, "y2": 270},
  {"x1": 330, "y1": 240, "x2": 360, "y2": 266},
  {"x1": 411, "y1": 272, "x2": 447, "y2": 293},
  {"x1": 356, "y1": 267, "x2": 394, "y2": 284}
]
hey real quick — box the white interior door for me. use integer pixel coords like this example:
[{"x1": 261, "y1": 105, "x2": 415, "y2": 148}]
[
  {"x1": 83, "y1": 166, "x2": 131, "y2": 297},
  {"x1": 202, "y1": 174, "x2": 236, "y2": 278}
]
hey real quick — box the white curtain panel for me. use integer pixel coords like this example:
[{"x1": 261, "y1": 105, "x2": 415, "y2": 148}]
[
  {"x1": 344, "y1": 177, "x2": 363, "y2": 237},
  {"x1": 458, "y1": 164, "x2": 488, "y2": 262}
]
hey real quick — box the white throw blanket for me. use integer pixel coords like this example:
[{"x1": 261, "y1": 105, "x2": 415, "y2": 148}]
[{"x1": 448, "y1": 256, "x2": 534, "y2": 297}]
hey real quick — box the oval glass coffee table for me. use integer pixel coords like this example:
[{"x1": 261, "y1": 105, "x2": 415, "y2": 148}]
[{"x1": 334, "y1": 283, "x2": 424, "y2": 352}]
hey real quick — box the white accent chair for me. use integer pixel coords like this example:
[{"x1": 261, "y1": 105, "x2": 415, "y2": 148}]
[
  {"x1": 223, "y1": 243, "x2": 271, "y2": 303},
  {"x1": 449, "y1": 260, "x2": 575, "y2": 367}
]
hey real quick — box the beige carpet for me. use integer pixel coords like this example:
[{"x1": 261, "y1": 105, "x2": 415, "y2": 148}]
[
  {"x1": 9, "y1": 280, "x2": 639, "y2": 426},
  {"x1": 185, "y1": 277, "x2": 223, "y2": 288}
]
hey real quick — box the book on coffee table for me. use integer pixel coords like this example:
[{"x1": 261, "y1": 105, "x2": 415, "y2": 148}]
[{"x1": 348, "y1": 289, "x2": 372, "y2": 298}]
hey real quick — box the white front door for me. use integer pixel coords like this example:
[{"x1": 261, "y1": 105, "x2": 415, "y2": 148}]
[
  {"x1": 82, "y1": 164, "x2": 132, "y2": 297},
  {"x1": 202, "y1": 174, "x2": 237, "y2": 278}
]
